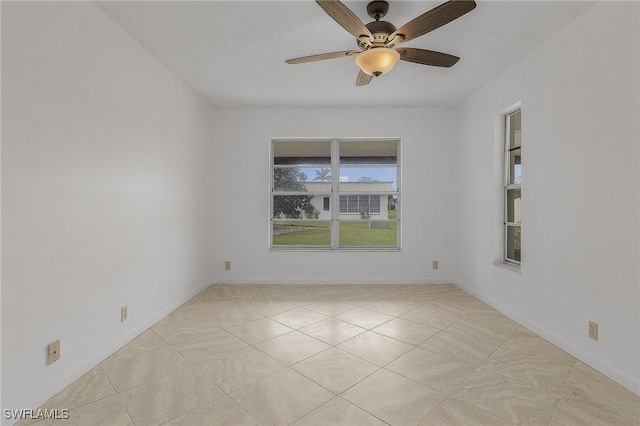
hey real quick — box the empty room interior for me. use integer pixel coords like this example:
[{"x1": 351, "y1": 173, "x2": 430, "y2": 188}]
[{"x1": 1, "y1": 1, "x2": 639, "y2": 425}]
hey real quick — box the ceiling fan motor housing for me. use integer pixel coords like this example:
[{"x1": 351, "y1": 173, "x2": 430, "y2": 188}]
[{"x1": 359, "y1": 20, "x2": 397, "y2": 48}]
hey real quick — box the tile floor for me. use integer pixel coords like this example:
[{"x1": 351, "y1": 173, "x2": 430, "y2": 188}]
[{"x1": 19, "y1": 284, "x2": 640, "y2": 426}]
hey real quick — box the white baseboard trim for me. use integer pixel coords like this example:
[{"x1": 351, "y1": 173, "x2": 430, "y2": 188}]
[
  {"x1": 6, "y1": 282, "x2": 210, "y2": 426},
  {"x1": 453, "y1": 280, "x2": 640, "y2": 396},
  {"x1": 211, "y1": 277, "x2": 455, "y2": 285}
]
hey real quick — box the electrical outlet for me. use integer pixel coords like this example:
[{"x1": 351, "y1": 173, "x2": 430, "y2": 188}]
[
  {"x1": 432, "y1": 260, "x2": 439, "y2": 270},
  {"x1": 589, "y1": 321, "x2": 598, "y2": 341},
  {"x1": 121, "y1": 305, "x2": 128, "y2": 322},
  {"x1": 225, "y1": 261, "x2": 231, "y2": 271},
  {"x1": 47, "y1": 340, "x2": 60, "y2": 365}
]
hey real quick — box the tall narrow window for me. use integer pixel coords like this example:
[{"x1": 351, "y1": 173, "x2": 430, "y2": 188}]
[
  {"x1": 271, "y1": 138, "x2": 400, "y2": 249},
  {"x1": 504, "y1": 110, "x2": 522, "y2": 263}
]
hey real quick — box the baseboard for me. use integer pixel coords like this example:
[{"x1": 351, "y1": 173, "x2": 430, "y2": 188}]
[
  {"x1": 453, "y1": 280, "x2": 640, "y2": 396},
  {"x1": 211, "y1": 277, "x2": 456, "y2": 285},
  {"x1": 5, "y1": 282, "x2": 210, "y2": 426}
]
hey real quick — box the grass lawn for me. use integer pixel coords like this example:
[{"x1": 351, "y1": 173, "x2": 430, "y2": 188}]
[{"x1": 273, "y1": 220, "x2": 397, "y2": 247}]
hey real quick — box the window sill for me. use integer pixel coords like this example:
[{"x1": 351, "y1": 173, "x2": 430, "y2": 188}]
[
  {"x1": 270, "y1": 247, "x2": 401, "y2": 253},
  {"x1": 493, "y1": 261, "x2": 521, "y2": 273}
]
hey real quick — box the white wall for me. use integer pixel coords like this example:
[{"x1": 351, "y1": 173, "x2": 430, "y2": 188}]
[
  {"x1": 211, "y1": 107, "x2": 456, "y2": 285},
  {"x1": 1, "y1": 2, "x2": 216, "y2": 416},
  {"x1": 454, "y1": 1, "x2": 639, "y2": 394}
]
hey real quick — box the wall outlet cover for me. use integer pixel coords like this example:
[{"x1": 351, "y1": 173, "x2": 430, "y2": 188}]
[
  {"x1": 47, "y1": 340, "x2": 60, "y2": 365},
  {"x1": 589, "y1": 321, "x2": 598, "y2": 341}
]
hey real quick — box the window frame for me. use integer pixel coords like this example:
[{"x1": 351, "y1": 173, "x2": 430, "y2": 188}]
[
  {"x1": 503, "y1": 110, "x2": 522, "y2": 265},
  {"x1": 270, "y1": 137, "x2": 401, "y2": 251}
]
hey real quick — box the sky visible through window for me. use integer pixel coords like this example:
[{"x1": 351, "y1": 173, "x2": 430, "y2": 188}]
[{"x1": 296, "y1": 166, "x2": 397, "y2": 190}]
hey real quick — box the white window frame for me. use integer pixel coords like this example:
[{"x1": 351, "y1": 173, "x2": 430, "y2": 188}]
[
  {"x1": 270, "y1": 137, "x2": 401, "y2": 251},
  {"x1": 503, "y1": 110, "x2": 522, "y2": 265}
]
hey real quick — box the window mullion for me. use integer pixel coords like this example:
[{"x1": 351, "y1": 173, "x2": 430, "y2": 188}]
[{"x1": 331, "y1": 138, "x2": 339, "y2": 249}]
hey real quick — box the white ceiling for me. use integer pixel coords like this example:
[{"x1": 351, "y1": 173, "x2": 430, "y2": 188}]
[{"x1": 96, "y1": 1, "x2": 594, "y2": 108}]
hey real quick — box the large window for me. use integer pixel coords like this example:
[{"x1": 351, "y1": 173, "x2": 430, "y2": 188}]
[
  {"x1": 271, "y1": 138, "x2": 400, "y2": 249},
  {"x1": 504, "y1": 110, "x2": 522, "y2": 263}
]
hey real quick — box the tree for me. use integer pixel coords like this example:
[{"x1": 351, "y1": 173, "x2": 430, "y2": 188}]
[
  {"x1": 358, "y1": 176, "x2": 378, "y2": 182},
  {"x1": 273, "y1": 167, "x2": 312, "y2": 219},
  {"x1": 313, "y1": 168, "x2": 331, "y2": 182}
]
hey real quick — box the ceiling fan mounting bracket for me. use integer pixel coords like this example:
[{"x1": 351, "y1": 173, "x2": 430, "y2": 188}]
[{"x1": 367, "y1": 1, "x2": 389, "y2": 20}]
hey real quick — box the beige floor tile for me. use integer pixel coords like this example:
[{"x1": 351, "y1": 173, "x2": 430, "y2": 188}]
[
  {"x1": 171, "y1": 329, "x2": 250, "y2": 365},
  {"x1": 238, "y1": 300, "x2": 298, "y2": 316},
  {"x1": 372, "y1": 318, "x2": 440, "y2": 345},
  {"x1": 198, "y1": 347, "x2": 286, "y2": 394},
  {"x1": 164, "y1": 395, "x2": 258, "y2": 426},
  {"x1": 449, "y1": 369, "x2": 560, "y2": 425},
  {"x1": 292, "y1": 397, "x2": 387, "y2": 426},
  {"x1": 335, "y1": 308, "x2": 395, "y2": 329},
  {"x1": 561, "y1": 362, "x2": 640, "y2": 421},
  {"x1": 37, "y1": 366, "x2": 115, "y2": 412},
  {"x1": 421, "y1": 399, "x2": 516, "y2": 426},
  {"x1": 152, "y1": 322, "x2": 222, "y2": 345},
  {"x1": 550, "y1": 396, "x2": 636, "y2": 426},
  {"x1": 107, "y1": 329, "x2": 167, "y2": 361},
  {"x1": 498, "y1": 332, "x2": 576, "y2": 366},
  {"x1": 443, "y1": 317, "x2": 514, "y2": 347},
  {"x1": 225, "y1": 317, "x2": 294, "y2": 344},
  {"x1": 387, "y1": 348, "x2": 477, "y2": 394},
  {"x1": 337, "y1": 331, "x2": 413, "y2": 366},
  {"x1": 269, "y1": 307, "x2": 329, "y2": 329},
  {"x1": 364, "y1": 300, "x2": 417, "y2": 316},
  {"x1": 299, "y1": 318, "x2": 367, "y2": 345},
  {"x1": 119, "y1": 368, "x2": 224, "y2": 426},
  {"x1": 38, "y1": 395, "x2": 132, "y2": 426},
  {"x1": 400, "y1": 307, "x2": 455, "y2": 329},
  {"x1": 435, "y1": 294, "x2": 487, "y2": 311},
  {"x1": 254, "y1": 331, "x2": 331, "y2": 365},
  {"x1": 152, "y1": 301, "x2": 240, "y2": 328},
  {"x1": 206, "y1": 307, "x2": 264, "y2": 328},
  {"x1": 465, "y1": 309, "x2": 521, "y2": 330},
  {"x1": 32, "y1": 285, "x2": 638, "y2": 426},
  {"x1": 102, "y1": 346, "x2": 192, "y2": 392},
  {"x1": 292, "y1": 348, "x2": 379, "y2": 394},
  {"x1": 481, "y1": 344, "x2": 575, "y2": 394},
  {"x1": 230, "y1": 368, "x2": 334, "y2": 425},
  {"x1": 342, "y1": 369, "x2": 446, "y2": 425},
  {"x1": 419, "y1": 330, "x2": 500, "y2": 366},
  {"x1": 306, "y1": 301, "x2": 358, "y2": 317}
]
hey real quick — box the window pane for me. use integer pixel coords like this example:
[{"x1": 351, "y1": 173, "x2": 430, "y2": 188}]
[
  {"x1": 508, "y1": 111, "x2": 522, "y2": 185},
  {"x1": 273, "y1": 221, "x2": 331, "y2": 246},
  {"x1": 337, "y1": 194, "x2": 393, "y2": 218},
  {"x1": 506, "y1": 225, "x2": 521, "y2": 262},
  {"x1": 273, "y1": 194, "x2": 326, "y2": 219},
  {"x1": 274, "y1": 140, "x2": 332, "y2": 191},
  {"x1": 338, "y1": 167, "x2": 398, "y2": 191},
  {"x1": 339, "y1": 140, "x2": 398, "y2": 192},
  {"x1": 273, "y1": 141, "x2": 331, "y2": 164},
  {"x1": 339, "y1": 221, "x2": 397, "y2": 247},
  {"x1": 506, "y1": 189, "x2": 522, "y2": 224}
]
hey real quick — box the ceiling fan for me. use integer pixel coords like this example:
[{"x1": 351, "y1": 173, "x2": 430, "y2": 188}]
[{"x1": 286, "y1": 0, "x2": 477, "y2": 86}]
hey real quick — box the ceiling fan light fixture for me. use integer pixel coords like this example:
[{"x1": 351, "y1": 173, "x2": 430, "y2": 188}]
[{"x1": 355, "y1": 47, "x2": 400, "y2": 76}]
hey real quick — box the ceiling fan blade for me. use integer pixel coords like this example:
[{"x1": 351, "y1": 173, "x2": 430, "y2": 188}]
[
  {"x1": 389, "y1": 0, "x2": 476, "y2": 45},
  {"x1": 316, "y1": 0, "x2": 373, "y2": 42},
  {"x1": 286, "y1": 50, "x2": 360, "y2": 64},
  {"x1": 397, "y1": 48, "x2": 460, "y2": 67},
  {"x1": 356, "y1": 70, "x2": 373, "y2": 86}
]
